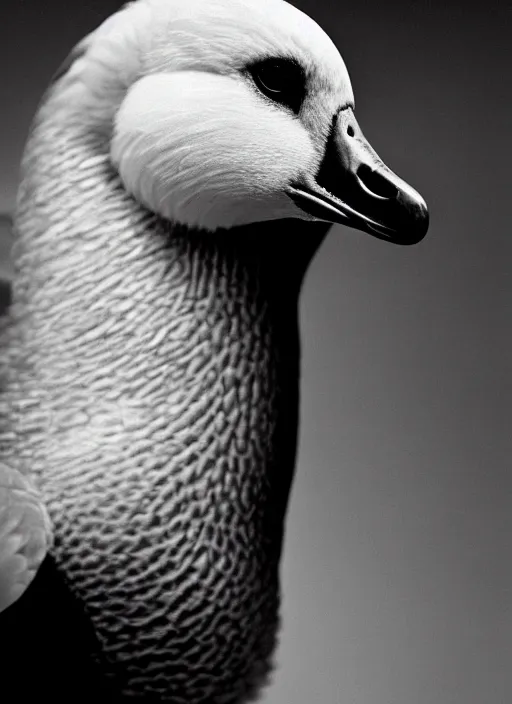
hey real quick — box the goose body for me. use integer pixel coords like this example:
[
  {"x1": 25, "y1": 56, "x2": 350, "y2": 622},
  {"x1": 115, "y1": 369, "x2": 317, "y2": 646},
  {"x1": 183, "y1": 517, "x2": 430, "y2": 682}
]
[{"x1": 0, "y1": 0, "x2": 428, "y2": 700}]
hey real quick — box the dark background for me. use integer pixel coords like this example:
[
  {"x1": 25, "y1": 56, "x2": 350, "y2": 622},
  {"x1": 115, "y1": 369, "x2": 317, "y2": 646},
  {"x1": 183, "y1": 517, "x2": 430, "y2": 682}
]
[{"x1": 0, "y1": 1, "x2": 509, "y2": 702}]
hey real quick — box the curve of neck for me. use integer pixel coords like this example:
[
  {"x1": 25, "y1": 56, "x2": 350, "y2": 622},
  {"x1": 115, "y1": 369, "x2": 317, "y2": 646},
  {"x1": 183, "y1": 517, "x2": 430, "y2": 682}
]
[{"x1": 3, "y1": 98, "x2": 328, "y2": 697}]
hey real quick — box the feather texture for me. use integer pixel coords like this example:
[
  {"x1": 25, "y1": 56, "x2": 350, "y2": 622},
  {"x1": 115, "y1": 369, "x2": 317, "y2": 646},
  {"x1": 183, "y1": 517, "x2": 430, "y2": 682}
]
[
  {"x1": 1, "y1": 73, "x2": 329, "y2": 699},
  {"x1": 0, "y1": 1, "x2": 349, "y2": 700}
]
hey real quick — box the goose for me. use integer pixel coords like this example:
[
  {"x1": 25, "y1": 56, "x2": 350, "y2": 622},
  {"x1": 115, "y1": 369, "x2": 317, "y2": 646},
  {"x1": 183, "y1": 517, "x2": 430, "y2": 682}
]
[{"x1": 0, "y1": 0, "x2": 428, "y2": 700}]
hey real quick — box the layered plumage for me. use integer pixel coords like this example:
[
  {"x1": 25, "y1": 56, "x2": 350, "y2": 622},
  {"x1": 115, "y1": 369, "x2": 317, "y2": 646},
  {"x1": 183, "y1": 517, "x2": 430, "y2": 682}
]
[{"x1": 0, "y1": 0, "x2": 428, "y2": 701}]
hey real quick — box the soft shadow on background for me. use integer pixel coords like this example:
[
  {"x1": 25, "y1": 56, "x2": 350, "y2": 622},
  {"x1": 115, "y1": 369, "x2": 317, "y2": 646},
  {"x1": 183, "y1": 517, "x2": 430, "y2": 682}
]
[{"x1": 0, "y1": 1, "x2": 509, "y2": 703}]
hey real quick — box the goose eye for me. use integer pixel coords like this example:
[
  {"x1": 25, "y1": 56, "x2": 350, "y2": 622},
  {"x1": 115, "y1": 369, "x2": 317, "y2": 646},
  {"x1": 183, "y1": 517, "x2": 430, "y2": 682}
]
[{"x1": 249, "y1": 58, "x2": 305, "y2": 113}]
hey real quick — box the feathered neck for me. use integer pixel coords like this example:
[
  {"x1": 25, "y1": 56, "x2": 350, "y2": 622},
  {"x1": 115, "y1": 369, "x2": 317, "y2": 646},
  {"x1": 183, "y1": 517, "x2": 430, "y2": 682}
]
[{"x1": 2, "y1": 86, "x2": 329, "y2": 700}]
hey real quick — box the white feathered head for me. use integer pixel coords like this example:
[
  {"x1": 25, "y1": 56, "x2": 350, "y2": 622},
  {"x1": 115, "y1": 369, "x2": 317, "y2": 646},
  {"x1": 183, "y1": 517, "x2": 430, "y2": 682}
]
[{"x1": 56, "y1": 0, "x2": 428, "y2": 243}]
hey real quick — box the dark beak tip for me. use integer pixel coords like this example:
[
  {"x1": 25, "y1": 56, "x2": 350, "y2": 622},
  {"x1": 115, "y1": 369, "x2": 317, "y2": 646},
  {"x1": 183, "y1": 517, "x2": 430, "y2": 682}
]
[
  {"x1": 394, "y1": 191, "x2": 429, "y2": 245},
  {"x1": 396, "y1": 210, "x2": 429, "y2": 246},
  {"x1": 413, "y1": 200, "x2": 430, "y2": 242}
]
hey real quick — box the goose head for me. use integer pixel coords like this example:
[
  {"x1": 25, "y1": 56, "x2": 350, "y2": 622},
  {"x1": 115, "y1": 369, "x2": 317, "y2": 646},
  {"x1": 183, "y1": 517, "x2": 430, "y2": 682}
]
[{"x1": 71, "y1": 0, "x2": 428, "y2": 243}]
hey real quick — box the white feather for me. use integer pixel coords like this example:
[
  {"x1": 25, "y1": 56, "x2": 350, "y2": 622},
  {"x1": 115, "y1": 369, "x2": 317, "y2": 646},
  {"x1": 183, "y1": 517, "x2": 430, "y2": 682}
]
[
  {"x1": 51, "y1": 0, "x2": 355, "y2": 230},
  {"x1": 112, "y1": 71, "x2": 317, "y2": 230}
]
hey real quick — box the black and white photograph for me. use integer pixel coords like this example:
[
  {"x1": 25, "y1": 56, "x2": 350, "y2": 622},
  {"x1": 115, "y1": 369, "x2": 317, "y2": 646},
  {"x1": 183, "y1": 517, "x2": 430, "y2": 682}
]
[{"x1": 0, "y1": 1, "x2": 508, "y2": 702}]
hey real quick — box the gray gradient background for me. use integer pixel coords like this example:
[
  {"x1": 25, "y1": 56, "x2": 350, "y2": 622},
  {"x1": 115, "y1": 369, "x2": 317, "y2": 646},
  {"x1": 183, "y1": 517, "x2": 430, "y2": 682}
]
[{"x1": 0, "y1": 1, "x2": 509, "y2": 702}]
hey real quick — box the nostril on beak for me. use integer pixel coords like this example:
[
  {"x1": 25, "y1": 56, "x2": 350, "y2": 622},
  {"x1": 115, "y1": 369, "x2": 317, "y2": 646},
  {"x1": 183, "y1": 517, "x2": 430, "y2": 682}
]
[{"x1": 356, "y1": 164, "x2": 398, "y2": 200}]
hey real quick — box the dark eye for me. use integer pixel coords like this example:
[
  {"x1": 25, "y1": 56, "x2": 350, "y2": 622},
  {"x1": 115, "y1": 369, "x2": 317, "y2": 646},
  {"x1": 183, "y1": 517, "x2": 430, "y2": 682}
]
[{"x1": 248, "y1": 58, "x2": 305, "y2": 113}]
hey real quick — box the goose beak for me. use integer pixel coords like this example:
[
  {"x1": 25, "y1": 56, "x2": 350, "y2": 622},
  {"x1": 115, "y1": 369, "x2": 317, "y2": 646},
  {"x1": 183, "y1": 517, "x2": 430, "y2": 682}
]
[{"x1": 288, "y1": 107, "x2": 429, "y2": 245}]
